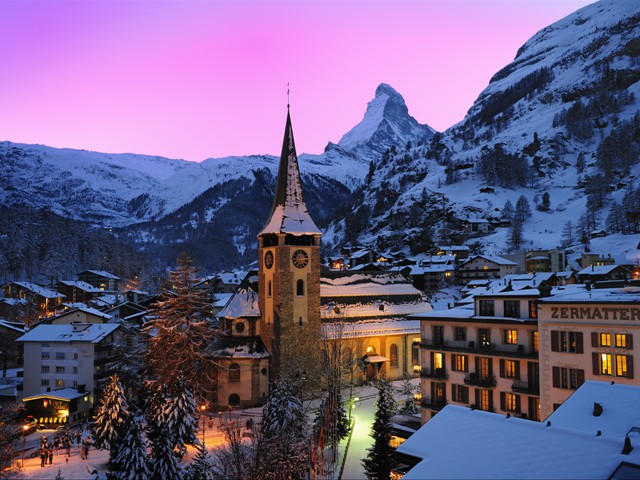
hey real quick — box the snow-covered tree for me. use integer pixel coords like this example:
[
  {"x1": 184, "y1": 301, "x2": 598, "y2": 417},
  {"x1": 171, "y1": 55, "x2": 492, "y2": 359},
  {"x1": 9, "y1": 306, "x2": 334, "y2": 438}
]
[
  {"x1": 143, "y1": 253, "x2": 216, "y2": 398},
  {"x1": 515, "y1": 195, "x2": 531, "y2": 223},
  {"x1": 93, "y1": 374, "x2": 129, "y2": 451},
  {"x1": 111, "y1": 417, "x2": 150, "y2": 480},
  {"x1": 537, "y1": 191, "x2": 551, "y2": 212},
  {"x1": 184, "y1": 442, "x2": 214, "y2": 480},
  {"x1": 501, "y1": 200, "x2": 514, "y2": 221},
  {"x1": 397, "y1": 373, "x2": 419, "y2": 415},
  {"x1": 508, "y1": 217, "x2": 524, "y2": 251},
  {"x1": 561, "y1": 220, "x2": 574, "y2": 247},
  {"x1": 362, "y1": 377, "x2": 396, "y2": 480}
]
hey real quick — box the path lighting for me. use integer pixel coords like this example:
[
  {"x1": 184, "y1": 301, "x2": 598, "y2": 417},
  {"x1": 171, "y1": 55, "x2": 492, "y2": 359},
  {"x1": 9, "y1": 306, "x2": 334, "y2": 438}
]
[{"x1": 200, "y1": 404, "x2": 207, "y2": 444}]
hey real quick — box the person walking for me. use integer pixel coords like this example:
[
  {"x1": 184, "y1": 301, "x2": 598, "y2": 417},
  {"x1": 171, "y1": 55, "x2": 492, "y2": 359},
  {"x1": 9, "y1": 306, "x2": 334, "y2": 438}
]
[
  {"x1": 47, "y1": 444, "x2": 54, "y2": 465},
  {"x1": 40, "y1": 448, "x2": 47, "y2": 467}
]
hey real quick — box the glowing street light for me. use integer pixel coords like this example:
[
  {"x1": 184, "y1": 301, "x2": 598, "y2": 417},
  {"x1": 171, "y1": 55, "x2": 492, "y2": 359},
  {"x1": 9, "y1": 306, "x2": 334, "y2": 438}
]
[{"x1": 200, "y1": 404, "x2": 207, "y2": 444}]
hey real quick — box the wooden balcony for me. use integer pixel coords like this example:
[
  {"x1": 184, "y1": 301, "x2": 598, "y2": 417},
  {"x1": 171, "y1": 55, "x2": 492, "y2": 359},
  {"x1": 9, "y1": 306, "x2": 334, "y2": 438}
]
[
  {"x1": 420, "y1": 367, "x2": 449, "y2": 380},
  {"x1": 463, "y1": 372, "x2": 497, "y2": 387}
]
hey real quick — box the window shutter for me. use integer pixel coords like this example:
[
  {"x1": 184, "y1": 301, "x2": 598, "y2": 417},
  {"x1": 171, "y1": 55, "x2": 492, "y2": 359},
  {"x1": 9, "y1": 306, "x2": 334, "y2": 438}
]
[
  {"x1": 452, "y1": 384, "x2": 457, "y2": 399},
  {"x1": 592, "y1": 352, "x2": 600, "y2": 375},
  {"x1": 488, "y1": 390, "x2": 493, "y2": 411},
  {"x1": 499, "y1": 359, "x2": 505, "y2": 378},
  {"x1": 464, "y1": 355, "x2": 469, "y2": 373},
  {"x1": 488, "y1": 357, "x2": 493, "y2": 376},
  {"x1": 475, "y1": 388, "x2": 480, "y2": 407},
  {"x1": 463, "y1": 387, "x2": 469, "y2": 404},
  {"x1": 575, "y1": 332, "x2": 584, "y2": 354},
  {"x1": 475, "y1": 356, "x2": 479, "y2": 375},
  {"x1": 552, "y1": 366, "x2": 560, "y2": 388},
  {"x1": 430, "y1": 351, "x2": 435, "y2": 369},
  {"x1": 627, "y1": 335, "x2": 633, "y2": 350},
  {"x1": 515, "y1": 360, "x2": 521, "y2": 380},
  {"x1": 515, "y1": 395, "x2": 521, "y2": 413},
  {"x1": 627, "y1": 356, "x2": 634, "y2": 379},
  {"x1": 576, "y1": 369, "x2": 585, "y2": 387},
  {"x1": 500, "y1": 391, "x2": 506, "y2": 411},
  {"x1": 451, "y1": 354, "x2": 456, "y2": 371},
  {"x1": 591, "y1": 332, "x2": 598, "y2": 348},
  {"x1": 551, "y1": 330, "x2": 559, "y2": 352}
]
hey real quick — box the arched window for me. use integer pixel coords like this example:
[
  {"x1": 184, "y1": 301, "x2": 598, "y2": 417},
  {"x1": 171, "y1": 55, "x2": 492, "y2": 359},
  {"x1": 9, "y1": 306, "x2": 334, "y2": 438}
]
[
  {"x1": 296, "y1": 279, "x2": 304, "y2": 297},
  {"x1": 228, "y1": 394, "x2": 240, "y2": 406},
  {"x1": 229, "y1": 363, "x2": 240, "y2": 382},
  {"x1": 268, "y1": 280, "x2": 272, "y2": 297},
  {"x1": 390, "y1": 344, "x2": 398, "y2": 368}
]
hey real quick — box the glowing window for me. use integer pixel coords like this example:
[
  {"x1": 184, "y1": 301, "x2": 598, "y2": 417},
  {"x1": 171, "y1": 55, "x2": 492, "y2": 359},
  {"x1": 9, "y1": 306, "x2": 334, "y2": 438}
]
[
  {"x1": 504, "y1": 329, "x2": 518, "y2": 345},
  {"x1": 600, "y1": 333, "x2": 611, "y2": 347},
  {"x1": 615, "y1": 334, "x2": 627, "y2": 348},
  {"x1": 616, "y1": 355, "x2": 628, "y2": 377},
  {"x1": 601, "y1": 354, "x2": 612, "y2": 375},
  {"x1": 505, "y1": 360, "x2": 517, "y2": 378},
  {"x1": 433, "y1": 353, "x2": 443, "y2": 370},
  {"x1": 505, "y1": 393, "x2": 518, "y2": 412}
]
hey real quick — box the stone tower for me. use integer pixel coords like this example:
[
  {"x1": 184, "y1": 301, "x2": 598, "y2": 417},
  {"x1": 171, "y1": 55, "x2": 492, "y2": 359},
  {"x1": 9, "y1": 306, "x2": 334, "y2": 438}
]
[{"x1": 258, "y1": 107, "x2": 322, "y2": 381}]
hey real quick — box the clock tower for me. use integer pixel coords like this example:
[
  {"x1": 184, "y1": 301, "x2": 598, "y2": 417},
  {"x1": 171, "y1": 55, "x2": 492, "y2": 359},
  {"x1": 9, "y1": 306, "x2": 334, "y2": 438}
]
[{"x1": 258, "y1": 107, "x2": 322, "y2": 381}]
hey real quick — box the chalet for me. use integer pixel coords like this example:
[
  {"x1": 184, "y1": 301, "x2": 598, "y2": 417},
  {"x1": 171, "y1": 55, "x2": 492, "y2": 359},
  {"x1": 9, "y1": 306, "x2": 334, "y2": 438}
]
[
  {"x1": 2, "y1": 282, "x2": 65, "y2": 319},
  {"x1": 577, "y1": 265, "x2": 632, "y2": 284},
  {"x1": 125, "y1": 289, "x2": 150, "y2": 304},
  {"x1": 56, "y1": 280, "x2": 103, "y2": 304},
  {"x1": 327, "y1": 256, "x2": 346, "y2": 270},
  {"x1": 525, "y1": 249, "x2": 566, "y2": 273},
  {"x1": 464, "y1": 218, "x2": 491, "y2": 235},
  {"x1": 33, "y1": 307, "x2": 112, "y2": 326},
  {"x1": 436, "y1": 245, "x2": 469, "y2": 260},
  {"x1": 580, "y1": 253, "x2": 616, "y2": 269},
  {"x1": 458, "y1": 255, "x2": 517, "y2": 285},
  {"x1": 77, "y1": 270, "x2": 120, "y2": 292},
  {"x1": 349, "y1": 248, "x2": 377, "y2": 268}
]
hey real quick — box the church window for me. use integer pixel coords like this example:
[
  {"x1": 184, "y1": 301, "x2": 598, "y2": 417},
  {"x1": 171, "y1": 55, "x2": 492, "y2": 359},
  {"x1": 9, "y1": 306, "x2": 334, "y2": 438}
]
[
  {"x1": 268, "y1": 281, "x2": 272, "y2": 297},
  {"x1": 390, "y1": 344, "x2": 398, "y2": 367},
  {"x1": 299, "y1": 316, "x2": 303, "y2": 326},
  {"x1": 229, "y1": 394, "x2": 240, "y2": 406},
  {"x1": 296, "y1": 279, "x2": 305, "y2": 297},
  {"x1": 229, "y1": 363, "x2": 240, "y2": 382},
  {"x1": 411, "y1": 341, "x2": 420, "y2": 366}
]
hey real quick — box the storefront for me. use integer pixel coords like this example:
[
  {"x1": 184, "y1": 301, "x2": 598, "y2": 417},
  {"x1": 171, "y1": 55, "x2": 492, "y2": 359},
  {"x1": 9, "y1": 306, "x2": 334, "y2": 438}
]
[{"x1": 23, "y1": 387, "x2": 91, "y2": 427}]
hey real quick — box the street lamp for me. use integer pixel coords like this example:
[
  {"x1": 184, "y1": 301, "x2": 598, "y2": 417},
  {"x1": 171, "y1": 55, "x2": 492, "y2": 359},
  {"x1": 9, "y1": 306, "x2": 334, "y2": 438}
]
[{"x1": 200, "y1": 404, "x2": 207, "y2": 445}]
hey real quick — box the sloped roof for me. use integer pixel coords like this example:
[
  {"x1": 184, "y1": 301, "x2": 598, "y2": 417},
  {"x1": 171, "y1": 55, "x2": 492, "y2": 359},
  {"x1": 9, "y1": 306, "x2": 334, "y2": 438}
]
[
  {"x1": 206, "y1": 335, "x2": 270, "y2": 359},
  {"x1": 259, "y1": 109, "x2": 321, "y2": 236},
  {"x1": 57, "y1": 280, "x2": 102, "y2": 293},
  {"x1": 8, "y1": 282, "x2": 64, "y2": 299},
  {"x1": 218, "y1": 288, "x2": 260, "y2": 318},
  {"x1": 17, "y1": 323, "x2": 119, "y2": 343}
]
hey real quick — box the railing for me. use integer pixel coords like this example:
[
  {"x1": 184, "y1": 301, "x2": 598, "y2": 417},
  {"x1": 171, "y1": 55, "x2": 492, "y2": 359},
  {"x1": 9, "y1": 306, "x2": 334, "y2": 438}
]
[
  {"x1": 512, "y1": 380, "x2": 540, "y2": 395},
  {"x1": 421, "y1": 340, "x2": 538, "y2": 359},
  {"x1": 420, "y1": 397, "x2": 447, "y2": 411},
  {"x1": 420, "y1": 367, "x2": 449, "y2": 380},
  {"x1": 463, "y1": 373, "x2": 497, "y2": 387}
]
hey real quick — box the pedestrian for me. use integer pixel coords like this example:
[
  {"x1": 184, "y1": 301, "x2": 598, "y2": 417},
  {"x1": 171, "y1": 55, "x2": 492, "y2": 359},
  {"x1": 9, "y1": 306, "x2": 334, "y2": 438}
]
[
  {"x1": 40, "y1": 448, "x2": 47, "y2": 467},
  {"x1": 80, "y1": 440, "x2": 85, "y2": 460},
  {"x1": 75, "y1": 431, "x2": 82, "y2": 445},
  {"x1": 48, "y1": 445, "x2": 54, "y2": 465},
  {"x1": 84, "y1": 441, "x2": 90, "y2": 459}
]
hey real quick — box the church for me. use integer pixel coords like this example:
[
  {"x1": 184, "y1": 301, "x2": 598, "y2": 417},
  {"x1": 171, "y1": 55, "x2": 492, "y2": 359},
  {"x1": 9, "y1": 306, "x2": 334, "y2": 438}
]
[{"x1": 206, "y1": 107, "x2": 431, "y2": 408}]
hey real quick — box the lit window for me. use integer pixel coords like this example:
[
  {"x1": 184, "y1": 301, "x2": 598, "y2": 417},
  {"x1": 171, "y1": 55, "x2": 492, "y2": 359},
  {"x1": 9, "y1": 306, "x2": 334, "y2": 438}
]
[
  {"x1": 601, "y1": 353, "x2": 612, "y2": 375},
  {"x1": 505, "y1": 360, "x2": 517, "y2": 378},
  {"x1": 533, "y1": 331, "x2": 539, "y2": 353},
  {"x1": 504, "y1": 329, "x2": 518, "y2": 345},
  {"x1": 483, "y1": 265, "x2": 489, "y2": 270},
  {"x1": 600, "y1": 333, "x2": 611, "y2": 347},
  {"x1": 455, "y1": 355, "x2": 467, "y2": 372},
  {"x1": 433, "y1": 353, "x2": 443, "y2": 370},
  {"x1": 445, "y1": 272, "x2": 452, "y2": 277},
  {"x1": 615, "y1": 334, "x2": 627, "y2": 348},
  {"x1": 505, "y1": 393, "x2": 518, "y2": 412},
  {"x1": 480, "y1": 389, "x2": 491, "y2": 411},
  {"x1": 55, "y1": 380, "x2": 64, "y2": 388},
  {"x1": 390, "y1": 344, "x2": 398, "y2": 368},
  {"x1": 616, "y1": 355, "x2": 628, "y2": 377}
]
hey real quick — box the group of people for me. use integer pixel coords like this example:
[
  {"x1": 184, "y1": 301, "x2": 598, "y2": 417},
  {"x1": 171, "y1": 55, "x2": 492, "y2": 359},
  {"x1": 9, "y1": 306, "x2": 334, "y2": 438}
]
[{"x1": 38, "y1": 427, "x2": 92, "y2": 467}]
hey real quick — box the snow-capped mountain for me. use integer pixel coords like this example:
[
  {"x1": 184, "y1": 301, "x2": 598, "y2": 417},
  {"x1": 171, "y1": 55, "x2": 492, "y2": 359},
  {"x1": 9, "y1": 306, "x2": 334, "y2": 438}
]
[
  {"x1": 327, "y1": 0, "x2": 640, "y2": 265},
  {"x1": 1, "y1": 84, "x2": 434, "y2": 275}
]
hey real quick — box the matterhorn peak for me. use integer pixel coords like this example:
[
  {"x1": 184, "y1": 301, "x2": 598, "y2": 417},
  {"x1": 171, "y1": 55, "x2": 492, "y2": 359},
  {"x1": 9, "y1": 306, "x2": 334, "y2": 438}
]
[{"x1": 338, "y1": 83, "x2": 435, "y2": 157}]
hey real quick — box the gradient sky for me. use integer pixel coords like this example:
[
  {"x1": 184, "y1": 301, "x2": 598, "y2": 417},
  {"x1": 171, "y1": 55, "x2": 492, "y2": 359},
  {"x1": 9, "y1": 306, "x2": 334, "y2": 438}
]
[{"x1": 0, "y1": 0, "x2": 594, "y2": 162}]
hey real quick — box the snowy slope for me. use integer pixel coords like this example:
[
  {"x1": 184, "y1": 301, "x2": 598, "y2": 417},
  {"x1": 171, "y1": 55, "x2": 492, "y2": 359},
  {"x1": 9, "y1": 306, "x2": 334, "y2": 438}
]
[{"x1": 327, "y1": 0, "x2": 640, "y2": 262}]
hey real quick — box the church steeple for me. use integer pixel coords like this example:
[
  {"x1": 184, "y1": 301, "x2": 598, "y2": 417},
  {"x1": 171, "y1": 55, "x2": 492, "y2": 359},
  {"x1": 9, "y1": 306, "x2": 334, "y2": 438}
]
[{"x1": 259, "y1": 108, "x2": 321, "y2": 236}]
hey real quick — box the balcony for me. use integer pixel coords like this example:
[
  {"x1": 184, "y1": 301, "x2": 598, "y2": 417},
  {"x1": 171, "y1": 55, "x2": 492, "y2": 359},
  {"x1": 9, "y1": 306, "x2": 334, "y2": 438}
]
[
  {"x1": 463, "y1": 372, "x2": 497, "y2": 387},
  {"x1": 420, "y1": 397, "x2": 447, "y2": 411},
  {"x1": 421, "y1": 340, "x2": 537, "y2": 359},
  {"x1": 511, "y1": 380, "x2": 540, "y2": 395},
  {"x1": 420, "y1": 367, "x2": 449, "y2": 380}
]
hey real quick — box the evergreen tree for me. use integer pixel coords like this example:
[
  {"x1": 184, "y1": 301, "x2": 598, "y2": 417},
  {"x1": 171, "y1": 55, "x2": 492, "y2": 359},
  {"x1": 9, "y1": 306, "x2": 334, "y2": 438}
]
[
  {"x1": 112, "y1": 417, "x2": 150, "y2": 480},
  {"x1": 93, "y1": 374, "x2": 129, "y2": 451},
  {"x1": 185, "y1": 442, "x2": 214, "y2": 480},
  {"x1": 561, "y1": 221, "x2": 574, "y2": 247},
  {"x1": 147, "y1": 388, "x2": 183, "y2": 480},
  {"x1": 397, "y1": 374, "x2": 419, "y2": 415},
  {"x1": 537, "y1": 192, "x2": 551, "y2": 212},
  {"x1": 362, "y1": 377, "x2": 396, "y2": 480},
  {"x1": 508, "y1": 218, "x2": 524, "y2": 251},
  {"x1": 515, "y1": 195, "x2": 531, "y2": 223},
  {"x1": 501, "y1": 200, "x2": 514, "y2": 221},
  {"x1": 143, "y1": 253, "x2": 216, "y2": 398}
]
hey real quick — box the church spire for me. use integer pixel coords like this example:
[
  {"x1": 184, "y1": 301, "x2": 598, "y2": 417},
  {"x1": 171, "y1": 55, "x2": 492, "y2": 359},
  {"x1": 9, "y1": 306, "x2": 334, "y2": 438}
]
[{"x1": 259, "y1": 107, "x2": 321, "y2": 236}]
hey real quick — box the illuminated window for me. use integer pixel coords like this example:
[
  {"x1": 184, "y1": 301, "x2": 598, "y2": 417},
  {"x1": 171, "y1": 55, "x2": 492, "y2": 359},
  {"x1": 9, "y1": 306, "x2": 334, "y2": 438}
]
[
  {"x1": 228, "y1": 363, "x2": 240, "y2": 382},
  {"x1": 601, "y1": 354, "x2": 612, "y2": 375},
  {"x1": 479, "y1": 329, "x2": 491, "y2": 348},
  {"x1": 366, "y1": 346, "x2": 376, "y2": 354},
  {"x1": 533, "y1": 331, "x2": 539, "y2": 353},
  {"x1": 480, "y1": 389, "x2": 491, "y2": 411},
  {"x1": 568, "y1": 332, "x2": 577, "y2": 352},
  {"x1": 528, "y1": 300, "x2": 537, "y2": 319},
  {"x1": 55, "y1": 380, "x2": 64, "y2": 388},
  {"x1": 505, "y1": 393, "x2": 518, "y2": 412},
  {"x1": 504, "y1": 329, "x2": 518, "y2": 345},
  {"x1": 480, "y1": 357, "x2": 490, "y2": 378},
  {"x1": 600, "y1": 333, "x2": 611, "y2": 347},
  {"x1": 483, "y1": 265, "x2": 489, "y2": 270},
  {"x1": 445, "y1": 272, "x2": 452, "y2": 277},
  {"x1": 455, "y1": 354, "x2": 467, "y2": 372},
  {"x1": 560, "y1": 332, "x2": 568, "y2": 351},
  {"x1": 390, "y1": 344, "x2": 398, "y2": 368},
  {"x1": 411, "y1": 340, "x2": 420, "y2": 366},
  {"x1": 616, "y1": 355, "x2": 628, "y2": 377},
  {"x1": 433, "y1": 353, "x2": 443, "y2": 370},
  {"x1": 615, "y1": 334, "x2": 627, "y2": 348},
  {"x1": 505, "y1": 360, "x2": 517, "y2": 378}
]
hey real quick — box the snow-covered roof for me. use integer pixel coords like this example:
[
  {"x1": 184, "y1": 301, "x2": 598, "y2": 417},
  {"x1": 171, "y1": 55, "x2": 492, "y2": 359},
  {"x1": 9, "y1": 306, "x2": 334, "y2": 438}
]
[
  {"x1": 53, "y1": 306, "x2": 112, "y2": 321},
  {"x1": 23, "y1": 388, "x2": 86, "y2": 402},
  {"x1": 438, "y1": 245, "x2": 469, "y2": 251},
  {"x1": 461, "y1": 255, "x2": 517, "y2": 266},
  {"x1": 79, "y1": 270, "x2": 120, "y2": 280},
  {"x1": 207, "y1": 336, "x2": 270, "y2": 359},
  {"x1": 410, "y1": 305, "x2": 474, "y2": 320},
  {"x1": 322, "y1": 319, "x2": 420, "y2": 340},
  {"x1": 218, "y1": 272, "x2": 243, "y2": 285},
  {"x1": 321, "y1": 271, "x2": 424, "y2": 297},
  {"x1": 57, "y1": 280, "x2": 103, "y2": 293},
  {"x1": 213, "y1": 293, "x2": 233, "y2": 308},
  {"x1": 8, "y1": 282, "x2": 64, "y2": 299},
  {"x1": 17, "y1": 323, "x2": 119, "y2": 343},
  {"x1": 0, "y1": 319, "x2": 26, "y2": 334},
  {"x1": 398, "y1": 381, "x2": 640, "y2": 479},
  {"x1": 259, "y1": 110, "x2": 321, "y2": 236},
  {"x1": 540, "y1": 286, "x2": 640, "y2": 304},
  {"x1": 218, "y1": 288, "x2": 260, "y2": 318},
  {"x1": 577, "y1": 264, "x2": 626, "y2": 276}
]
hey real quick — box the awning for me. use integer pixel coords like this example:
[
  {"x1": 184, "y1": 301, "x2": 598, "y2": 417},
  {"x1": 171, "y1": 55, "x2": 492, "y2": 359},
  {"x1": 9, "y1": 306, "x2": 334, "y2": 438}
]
[{"x1": 364, "y1": 355, "x2": 390, "y2": 363}]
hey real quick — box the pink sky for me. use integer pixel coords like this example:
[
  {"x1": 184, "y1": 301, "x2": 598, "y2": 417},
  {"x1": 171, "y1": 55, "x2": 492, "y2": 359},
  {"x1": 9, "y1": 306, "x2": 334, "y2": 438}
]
[{"x1": 0, "y1": 0, "x2": 594, "y2": 162}]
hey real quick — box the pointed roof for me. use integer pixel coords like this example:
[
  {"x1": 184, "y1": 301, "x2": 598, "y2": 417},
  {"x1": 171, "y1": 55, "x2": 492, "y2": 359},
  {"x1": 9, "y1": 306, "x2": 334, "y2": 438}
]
[{"x1": 259, "y1": 108, "x2": 321, "y2": 236}]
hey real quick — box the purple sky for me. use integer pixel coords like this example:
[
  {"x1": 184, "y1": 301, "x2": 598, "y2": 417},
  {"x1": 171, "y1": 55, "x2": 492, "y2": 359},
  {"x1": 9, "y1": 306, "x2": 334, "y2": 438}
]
[{"x1": 1, "y1": 0, "x2": 594, "y2": 162}]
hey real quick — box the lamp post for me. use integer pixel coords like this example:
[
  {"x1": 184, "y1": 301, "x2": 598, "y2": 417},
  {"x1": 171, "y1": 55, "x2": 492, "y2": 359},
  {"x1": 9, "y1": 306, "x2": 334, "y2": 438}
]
[{"x1": 200, "y1": 404, "x2": 207, "y2": 445}]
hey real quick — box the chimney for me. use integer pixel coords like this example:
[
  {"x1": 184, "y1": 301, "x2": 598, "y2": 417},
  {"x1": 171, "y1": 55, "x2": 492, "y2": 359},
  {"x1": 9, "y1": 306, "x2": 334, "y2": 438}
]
[{"x1": 593, "y1": 402, "x2": 603, "y2": 417}]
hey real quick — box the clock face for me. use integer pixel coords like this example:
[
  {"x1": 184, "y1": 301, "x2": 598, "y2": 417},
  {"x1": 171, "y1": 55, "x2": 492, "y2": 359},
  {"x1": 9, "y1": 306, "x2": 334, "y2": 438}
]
[
  {"x1": 292, "y1": 249, "x2": 309, "y2": 269},
  {"x1": 264, "y1": 250, "x2": 274, "y2": 269}
]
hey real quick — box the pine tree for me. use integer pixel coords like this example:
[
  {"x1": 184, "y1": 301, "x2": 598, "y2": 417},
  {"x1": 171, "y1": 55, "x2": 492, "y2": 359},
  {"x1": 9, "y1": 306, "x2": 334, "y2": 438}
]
[
  {"x1": 501, "y1": 200, "x2": 514, "y2": 221},
  {"x1": 362, "y1": 377, "x2": 396, "y2": 480},
  {"x1": 397, "y1": 374, "x2": 419, "y2": 415},
  {"x1": 561, "y1": 221, "x2": 574, "y2": 247},
  {"x1": 112, "y1": 417, "x2": 150, "y2": 480},
  {"x1": 93, "y1": 374, "x2": 129, "y2": 451},
  {"x1": 147, "y1": 387, "x2": 183, "y2": 480},
  {"x1": 508, "y1": 217, "x2": 524, "y2": 251},
  {"x1": 185, "y1": 442, "x2": 214, "y2": 480},
  {"x1": 143, "y1": 252, "x2": 216, "y2": 398},
  {"x1": 515, "y1": 195, "x2": 531, "y2": 223},
  {"x1": 537, "y1": 192, "x2": 551, "y2": 212}
]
